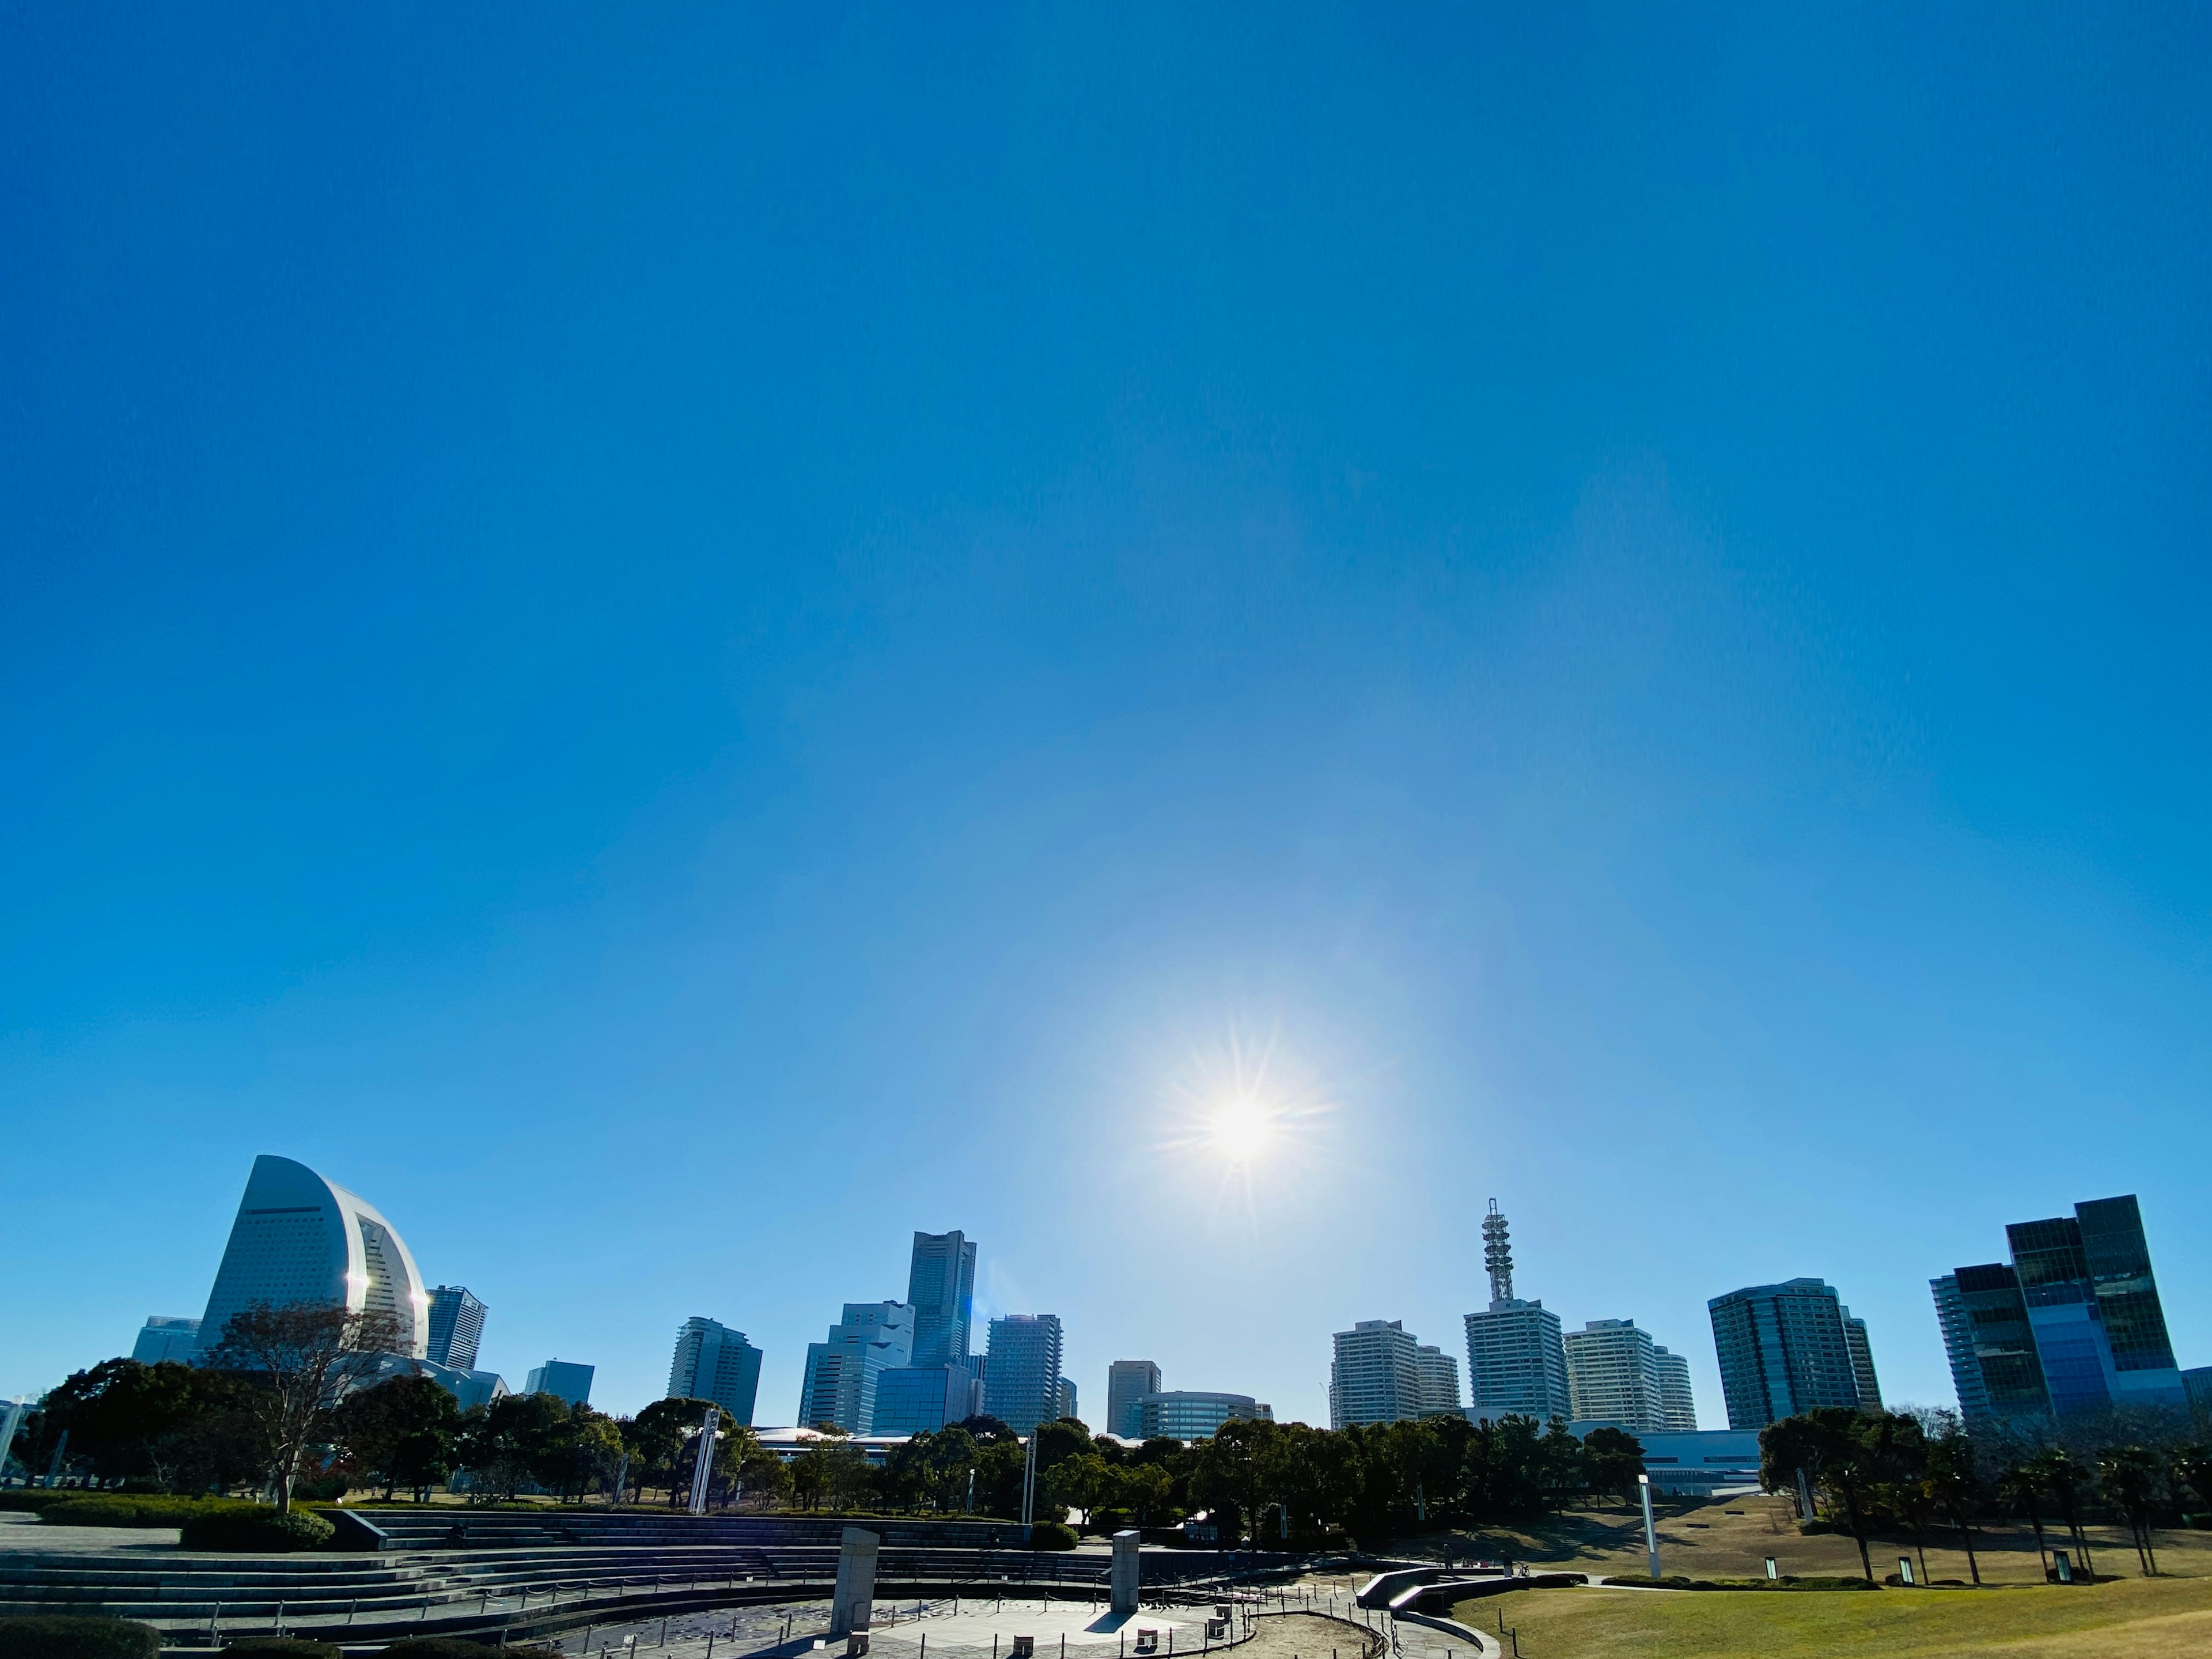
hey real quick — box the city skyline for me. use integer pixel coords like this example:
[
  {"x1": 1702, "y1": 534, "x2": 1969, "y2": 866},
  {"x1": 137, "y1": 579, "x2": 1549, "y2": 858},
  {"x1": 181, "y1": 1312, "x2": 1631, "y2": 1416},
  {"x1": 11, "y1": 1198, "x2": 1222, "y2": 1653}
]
[{"x1": 5, "y1": 9, "x2": 2210, "y2": 1433}]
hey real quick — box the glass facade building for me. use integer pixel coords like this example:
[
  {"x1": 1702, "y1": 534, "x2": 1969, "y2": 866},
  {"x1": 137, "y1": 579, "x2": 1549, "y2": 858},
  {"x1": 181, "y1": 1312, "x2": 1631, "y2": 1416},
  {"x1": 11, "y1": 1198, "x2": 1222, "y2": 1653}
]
[
  {"x1": 800, "y1": 1301, "x2": 914, "y2": 1433},
  {"x1": 1936, "y1": 1194, "x2": 2184, "y2": 1424},
  {"x1": 983, "y1": 1313, "x2": 1063, "y2": 1434},
  {"x1": 668, "y1": 1316, "x2": 764, "y2": 1425},
  {"x1": 524, "y1": 1359, "x2": 594, "y2": 1407},
  {"x1": 426, "y1": 1286, "x2": 488, "y2": 1372},
  {"x1": 906, "y1": 1231, "x2": 978, "y2": 1369},
  {"x1": 131, "y1": 1316, "x2": 201, "y2": 1364},
  {"x1": 1136, "y1": 1391, "x2": 1272, "y2": 1440},
  {"x1": 1107, "y1": 1359, "x2": 1162, "y2": 1438},
  {"x1": 1707, "y1": 1278, "x2": 1868, "y2": 1429}
]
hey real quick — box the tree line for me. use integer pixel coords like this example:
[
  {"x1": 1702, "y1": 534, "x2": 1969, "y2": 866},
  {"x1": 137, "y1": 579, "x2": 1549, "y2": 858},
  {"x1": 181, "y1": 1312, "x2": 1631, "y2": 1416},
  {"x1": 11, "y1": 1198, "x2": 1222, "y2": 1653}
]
[{"x1": 1760, "y1": 1403, "x2": 2212, "y2": 1584}]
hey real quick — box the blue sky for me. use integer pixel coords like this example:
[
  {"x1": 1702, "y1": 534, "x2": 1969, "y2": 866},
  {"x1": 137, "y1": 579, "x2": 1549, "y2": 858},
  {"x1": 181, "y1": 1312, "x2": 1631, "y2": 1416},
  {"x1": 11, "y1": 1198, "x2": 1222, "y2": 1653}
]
[{"x1": 4, "y1": 5, "x2": 2209, "y2": 1430}]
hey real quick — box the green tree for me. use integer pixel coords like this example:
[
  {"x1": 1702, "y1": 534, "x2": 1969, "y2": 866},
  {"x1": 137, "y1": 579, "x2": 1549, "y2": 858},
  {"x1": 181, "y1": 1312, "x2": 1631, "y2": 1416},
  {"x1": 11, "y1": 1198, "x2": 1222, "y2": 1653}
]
[
  {"x1": 1921, "y1": 1430, "x2": 1984, "y2": 1586},
  {"x1": 1580, "y1": 1427, "x2": 1643, "y2": 1503},
  {"x1": 1996, "y1": 1460, "x2": 2054, "y2": 1580},
  {"x1": 206, "y1": 1302, "x2": 403, "y2": 1512},
  {"x1": 458, "y1": 1391, "x2": 573, "y2": 1501},
  {"x1": 2031, "y1": 1448, "x2": 2099, "y2": 1581},
  {"x1": 334, "y1": 1375, "x2": 459, "y2": 1500},
  {"x1": 2171, "y1": 1444, "x2": 2212, "y2": 1515},
  {"x1": 1043, "y1": 1451, "x2": 1116, "y2": 1528},
  {"x1": 2095, "y1": 1445, "x2": 2166, "y2": 1577},
  {"x1": 1762, "y1": 1408, "x2": 1926, "y2": 1583},
  {"x1": 627, "y1": 1397, "x2": 718, "y2": 1504}
]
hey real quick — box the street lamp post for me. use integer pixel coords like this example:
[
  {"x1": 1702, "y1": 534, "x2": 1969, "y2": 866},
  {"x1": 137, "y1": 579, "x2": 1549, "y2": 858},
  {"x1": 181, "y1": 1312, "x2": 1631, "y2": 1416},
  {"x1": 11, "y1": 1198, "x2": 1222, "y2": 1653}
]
[{"x1": 1637, "y1": 1475, "x2": 1660, "y2": 1581}]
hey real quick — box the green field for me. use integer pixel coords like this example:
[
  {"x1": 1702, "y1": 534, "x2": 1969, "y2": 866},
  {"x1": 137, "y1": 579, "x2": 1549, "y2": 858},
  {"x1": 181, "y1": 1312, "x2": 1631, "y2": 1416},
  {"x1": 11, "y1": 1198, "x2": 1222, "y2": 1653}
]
[{"x1": 1451, "y1": 1577, "x2": 2212, "y2": 1658}]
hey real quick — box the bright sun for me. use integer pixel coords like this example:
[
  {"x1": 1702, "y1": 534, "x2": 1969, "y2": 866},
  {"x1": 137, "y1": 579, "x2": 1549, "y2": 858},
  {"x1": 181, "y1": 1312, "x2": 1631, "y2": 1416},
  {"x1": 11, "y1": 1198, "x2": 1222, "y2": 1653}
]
[{"x1": 1206, "y1": 1094, "x2": 1277, "y2": 1163}]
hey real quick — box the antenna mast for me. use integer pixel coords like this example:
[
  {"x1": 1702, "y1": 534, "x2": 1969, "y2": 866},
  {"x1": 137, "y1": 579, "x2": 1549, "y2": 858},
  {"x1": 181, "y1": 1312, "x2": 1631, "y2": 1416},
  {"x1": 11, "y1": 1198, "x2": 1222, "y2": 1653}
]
[{"x1": 1482, "y1": 1198, "x2": 1515, "y2": 1306}]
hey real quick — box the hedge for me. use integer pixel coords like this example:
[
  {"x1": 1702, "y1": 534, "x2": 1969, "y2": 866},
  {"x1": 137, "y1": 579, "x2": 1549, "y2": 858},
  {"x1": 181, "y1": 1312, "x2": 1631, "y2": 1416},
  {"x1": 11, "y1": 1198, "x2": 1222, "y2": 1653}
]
[
  {"x1": 179, "y1": 1506, "x2": 337, "y2": 1552},
  {"x1": 1028, "y1": 1521, "x2": 1078, "y2": 1551},
  {"x1": 1601, "y1": 1573, "x2": 1876, "y2": 1592},
  {"x1": 0, "y1": 1616, "x2": 161, "y2": 1659},
  {"x1": 40, "y1": 1495, "x2": 262, "y2": 1530}
]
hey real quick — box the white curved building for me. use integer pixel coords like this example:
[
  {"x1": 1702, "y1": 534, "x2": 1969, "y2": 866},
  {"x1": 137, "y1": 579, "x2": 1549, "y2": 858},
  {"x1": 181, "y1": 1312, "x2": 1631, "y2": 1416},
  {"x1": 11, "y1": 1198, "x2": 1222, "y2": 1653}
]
[{"x1": 194, "y1": 1154, "x2": 429, "y2": 1361}]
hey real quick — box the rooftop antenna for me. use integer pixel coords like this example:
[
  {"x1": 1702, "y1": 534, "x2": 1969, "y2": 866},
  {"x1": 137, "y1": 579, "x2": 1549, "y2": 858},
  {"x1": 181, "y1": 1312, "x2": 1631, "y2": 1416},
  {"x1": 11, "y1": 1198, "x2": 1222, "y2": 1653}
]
[{"x1": 1483, "y1": 1199, "x2": 1515, "y2": 1306}]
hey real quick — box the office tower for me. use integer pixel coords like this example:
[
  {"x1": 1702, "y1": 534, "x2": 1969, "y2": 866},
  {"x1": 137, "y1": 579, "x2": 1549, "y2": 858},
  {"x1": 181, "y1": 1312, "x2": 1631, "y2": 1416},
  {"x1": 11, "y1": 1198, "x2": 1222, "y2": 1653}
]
[
  {"x1": 131, "y1": 1317, "x2": 200, "y2": 1364},
  {"x1": 1936, "y1": 1194, "x2": 2186, "y2": 1424},
  {"x1": 1329, "y1": 1320, "x2": 1422, "y2": 1429},
  {"x1": 195, "y1": 1154, "x2": 427, "y2": 1362},
  {"x1": 872, "y1": 1364, "x2": 986, "y2": 1435},
  {"x1": 1463, "y1": 1202, "x2": 1573, "y2": 1423},
  {"x1": 1564, "y1": 1319, "x2": 1662, "y2": 1430},
  {"x1": 668, "y1": 1317, "x2": 764, "y2": 1425},
  {"x1": 1842, "y1": 1309, "x2": 1883, "y2": 1411},
  {"x1": 1415, "y1": 1345, "x2": 1463, "y2": 1416},
  {"x1": 1107, "y1": 1360, "x2": 1162, "y2": 1438},
  {"x1": 1056, "y1": 1377, "x2": 1078, "y2": 1421},
  {"x1": 800, "y1": 1302, "x2": 915, "y2": 1433},
  {"x1": 983, "y1": 1314, "x2": 1063, "y2": 1434},
  {"x1": 1137, "y1": 1392, "x2": 1273, "y2": 1440},
  {"x1": 1707, "y1": 1279, "x2": 1863, "y2": 1430},
  {"x1": 2185, "y1": 1367, "x2": 2212, "y2": 1410},
  {"x1": 907, "y1": 1231, "x2": 979, "y2": 1368},
  {"x1": 425, "y1": 1287, "x2": 488, "y2": 1372},
  {"x1": 524, "y1": 1360, "x2": 594, "y2": 1407},
  {"x1": 1654, "y1": 1346, "x2": 1698, "y2": 1431}
]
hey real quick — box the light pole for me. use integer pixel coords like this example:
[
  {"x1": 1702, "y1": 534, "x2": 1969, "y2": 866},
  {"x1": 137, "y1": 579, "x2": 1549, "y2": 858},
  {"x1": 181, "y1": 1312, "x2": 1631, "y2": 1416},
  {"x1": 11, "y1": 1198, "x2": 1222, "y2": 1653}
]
[
  {"x1": 688, "y1": 1406, "x2": 718, "y2": 1516},
  {"x1": 1637, "y1": 1475, "x2": 1660, "y2": 1580}
]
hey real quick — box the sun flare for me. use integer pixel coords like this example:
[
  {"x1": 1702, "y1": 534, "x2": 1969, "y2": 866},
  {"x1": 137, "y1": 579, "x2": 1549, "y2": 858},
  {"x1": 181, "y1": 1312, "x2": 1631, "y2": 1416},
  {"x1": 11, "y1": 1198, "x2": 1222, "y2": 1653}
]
[{"x1": 1206, "y1": 1093, "x2": 1278, "y2": 1163}]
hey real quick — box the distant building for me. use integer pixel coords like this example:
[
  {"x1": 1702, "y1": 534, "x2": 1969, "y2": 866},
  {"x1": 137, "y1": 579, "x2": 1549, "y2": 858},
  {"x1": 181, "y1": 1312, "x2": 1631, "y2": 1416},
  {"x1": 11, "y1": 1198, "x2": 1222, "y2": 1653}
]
[
  {"x1": 1653, "y1": 1346, "x2": 1698, "y2": 1431},
  {"x1": 1107, "y1": 1360, "x2": 1162, "y2": 1438},
  {"x1": 358, "y1": 1354, "x2": 508, "y2": 1412},
  {"x1": 668, "y1": 1317, "x2": 764, "y2": 1425},
  {"x1": 131, "y1": 1317, "x2": 200, "y2": 1364},
  {"x1": 1565, "y1": 1319, "x2": 1661, "y2": 1431},
  {"x1": 1415, "y1": 1345, "x2": 1463, "y2": 1416},
  {"x1": 1707, "y1": 1279, "x2": 1863, "y2": 1430},
  {"x1": 983, "y1": 1314, "x2": 1063, "y2": 1434},
  {"x1": 1613, "y1": 1427, "x2": 1762, "y2": 1497},
  {"x1": 872, "y1": 1363, "x2": 985, "y2": 1435},
  {"x1": 907, "y1": 1232, "x2": 979, "y2": 1368},
  {"x1": 1330, "y1": 1320, "x2": 1422, "y2": 1428},
  {"x1": 426, "y1": 1287, "x2": 488, "y2": 1372},
  {"x1": 1137, "y1": 1391, "x2": 1272, "y2": 1440},
  {"x1": 1056, "y1": 1377, "x2": 1078, "y2": 1422},
  {"x1": 194, "y1": 1154, "x2": 429, "y2": 1362},
  {"x1": 800, "y1": 1302, "x2": 915, "y2": 1433},
  {"x1": 1464, "y1": 1202, "x2": 1571, "y2": 1423},
  {"x1": 2184, "y1": 1366, "x2": 2212, "y2": 1410},
  {"x1": 1935, "y1": 1195, "x2": 2186, "y2": 1424},
  {"x1": 524, "y1": 1359, "x2": 594, "y2": 1407}
]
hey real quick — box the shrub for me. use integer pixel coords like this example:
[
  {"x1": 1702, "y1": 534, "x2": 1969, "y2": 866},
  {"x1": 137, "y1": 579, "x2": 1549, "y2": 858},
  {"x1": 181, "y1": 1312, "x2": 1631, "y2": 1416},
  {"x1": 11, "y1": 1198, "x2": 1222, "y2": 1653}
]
[
  {"x1": 221, "y1": 1642, "x2": 342, "y2": 1658},
  {"x1": 179, "y1": 1505, "x2": 338, "y2": 1552},
  {"x1": 41, "y1": 1495, "x2": 258, "y2": 1529},
  {"x1": 1028, "y1": 1521, "x2": 1078, "y2": 1551},
  {"x1": 0, "y1": 1615, "x2": 161, "y2": 1659}
]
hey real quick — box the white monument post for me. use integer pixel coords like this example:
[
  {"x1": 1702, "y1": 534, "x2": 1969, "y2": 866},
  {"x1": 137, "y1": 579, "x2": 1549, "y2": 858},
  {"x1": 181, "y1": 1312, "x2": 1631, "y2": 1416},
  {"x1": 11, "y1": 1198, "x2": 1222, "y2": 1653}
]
[
  {"x1": 831, "y1": 1527, "x2": 882, "y2": 1640},
  {"x1": 688, "y1": 1405, "x2": 719, "y2": 1516},
  {"x1": 1638, "y1": 1474, "x2": 1661, "y2": 1580},
  {"x1": 1111, "y1": 1529, "x2": 1141, "y2": 1617}
]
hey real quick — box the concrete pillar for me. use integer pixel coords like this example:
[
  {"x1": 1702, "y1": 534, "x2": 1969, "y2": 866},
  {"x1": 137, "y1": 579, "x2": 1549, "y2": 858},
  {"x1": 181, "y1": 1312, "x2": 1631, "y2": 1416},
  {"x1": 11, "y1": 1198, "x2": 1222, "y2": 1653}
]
[
  {"x1": 831, "y1": 1527, "x2": 881, "y2": 1638},
  {"x1": 1111, "y1": 1529, "x2": 1141, "y2": 1617}
]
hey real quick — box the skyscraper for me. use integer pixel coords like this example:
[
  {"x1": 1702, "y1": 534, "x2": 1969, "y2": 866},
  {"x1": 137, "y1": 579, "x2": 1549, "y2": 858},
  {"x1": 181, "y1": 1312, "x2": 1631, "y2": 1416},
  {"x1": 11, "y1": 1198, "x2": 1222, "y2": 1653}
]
[
  {"x1": 668, "y1": 1316, "x2": 764, "y2": 1425},
  {"x1": 1653, "y1": 1346, "x2": 1698, "y2": 1431},
  {"x1": 131, "y1": 1317, "x2": 200, "y2": 1364},
  {"x1": 1707, "y1": 1278, "x2": 1864, "y2": 1430},
  {"x1": 906, "y1": 1231, "x2": 979, "y2": 1368},
  {"x1": 1137, "y1": 1392, "x2": 1272, "y2": 1439},
  {"x1": 1415, "y1": 1344, "x2": 1464, "y2": 1416},
  {"x1": 1329, "y1": 1320, "x2": 1422, "y2": 1428},
  {"x1": 1564, "y1": 1319, "x2": 1662, "y2": 1430},
  {"x1": 800, "y1": 1302, "x2": 915, "y2": 1433},
  {"x1": 871, "y1": 1364, "x2": 985, "y2": 1435},
  {"x1": 426, "y1": 1286, "x2": 488, "y2": 1372},
  {"x1": 1934, "y1": 1194, "x2": 2184, "y2": 1425},
  {"x1": 194, "y1": 1154, "x2": 428, "y2": 1362},
  {"x1": 1463, "y1": 1202, "x2": 1572, "y2": 1423},
  {"x1": 1056, "y1": 1377, "x2": 1078, "y2": 1422},
  {"x1": 1107, "y1": 1359, "x2": 1162, "y2": 1438},
  {"x1": 1842, "y1": 1309, "x2": 1883, "y2": 1411},
  {"x1": 524, "y1": 1359, "x2": 594, "y2": 1407},
  {"x1": 983, "y1": 1314, "x2": 1063, "y2": 1434}
]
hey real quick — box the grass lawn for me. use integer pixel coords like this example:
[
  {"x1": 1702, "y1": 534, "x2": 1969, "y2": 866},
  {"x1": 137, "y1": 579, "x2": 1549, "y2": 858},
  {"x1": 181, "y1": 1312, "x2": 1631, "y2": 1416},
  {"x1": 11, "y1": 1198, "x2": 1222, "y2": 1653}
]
[{"x1": 1450, "y1": 1577, "x2": 2212, "y2": 1658}]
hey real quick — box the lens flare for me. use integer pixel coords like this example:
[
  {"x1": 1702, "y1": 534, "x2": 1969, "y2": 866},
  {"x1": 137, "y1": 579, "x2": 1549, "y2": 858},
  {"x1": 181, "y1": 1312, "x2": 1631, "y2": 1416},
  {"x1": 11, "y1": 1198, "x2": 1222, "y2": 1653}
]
[{"x1": 1206, "y1": 1094, "x2": 1278, "y2": 1163}]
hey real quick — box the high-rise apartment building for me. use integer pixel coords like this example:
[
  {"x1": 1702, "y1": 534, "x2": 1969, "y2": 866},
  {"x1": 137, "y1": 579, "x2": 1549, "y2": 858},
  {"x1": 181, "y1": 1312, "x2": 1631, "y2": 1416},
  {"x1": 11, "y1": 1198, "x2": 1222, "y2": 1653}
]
[
  {"x1": 1330, "y1": 1319, "x2": 1422, "y2": 1428},
  {"x1": 906, "y1": 1231, "x2": 979, "y2": 1368},
  {"x1": 800, "y1": 1302, "x2": 915, "y2": 1433},
  {"x1": 1416, "y1": 1344, "x2": 1464, "y2": 1416},
  {"x1": 524, "y1": 1359, "x2": 594, "y2": 1407},
  {"x1": 668, "y1": 1316, "x2": 764, "y2": 1425},
  {"x1": 1056, "y1": 1377, "x2": 1078, "y2": 1422},
  {"x1": 1653, "y1": 1346, "x2": 1697, "y2": 1431},
  {"x1": 1934, "y1": 1194, "x2": 2185, "y2": 1425},
  {"x1": 131, "y1": 1317, "x2": 200, "y2": 1364},
  {"x1": 1565, "y1": 1319, "x2": 1662, "y2": 1430},
  {"x1": 1107, "y1": 1360, "x2": 1162, "y2": 1438},
  {"x1": 1137, "y1": 1392, "x2": 1272, "y2": 1440},
  {"x1": 1842, "y1": 1310, "x2": 1882, "y2": 1411},
  {"x1": 1463, "y1": 1202, "x2": 1572, "y2": 1423},
  {"x1": 983, "y1": 1314, "x2": 1063, "y2": 1434},
  {"x1": 194, "y1": 1154, "x2": 428, "y2": 1362},
  {"x1": 1707, "y1": 1278, "x2": 1868, "y2": 1430},
  {"x1": 426, "y1": 1286, "x2": 488, "y2": 1372}
]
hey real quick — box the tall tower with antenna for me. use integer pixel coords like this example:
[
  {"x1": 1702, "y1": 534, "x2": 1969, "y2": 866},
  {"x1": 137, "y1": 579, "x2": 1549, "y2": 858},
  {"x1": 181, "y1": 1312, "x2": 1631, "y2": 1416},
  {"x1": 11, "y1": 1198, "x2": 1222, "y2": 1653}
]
[
  {"x1": 1482, "y1": 1199, "x2": 1515, "y2": 1308},
  {"x1": 1464, "y1": 1197, "x2": 1572, "y2": 1423}
]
